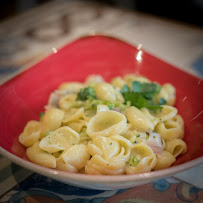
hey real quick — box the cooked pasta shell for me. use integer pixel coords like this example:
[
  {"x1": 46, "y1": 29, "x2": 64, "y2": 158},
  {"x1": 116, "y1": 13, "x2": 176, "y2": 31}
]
[
  {"x1": 121, "y1": 123, "x2": 147, "y2": 141},
  {"x1": 85, "y1": 155, "x2": 125, "y2": 175},
  {"x1": 126, "y1": 142, "x2": 157, "y2": 174},
  {"x1": 62, "y1": 144, "x2": 90, "y2": 170},
  {"x1": 111, "y1": 76, "x2": 126, "y2": 90},
  {"x1": 56, "y1": 157, "x2": 77, "y2": 173},
  {"x1": 88, "y1": 142, "x2": 103, "y2": 157},
  {"x1": 58, "y1": 94, "x2": 77, "y2": 110},
  {"x1": 26, "y1": 142, "x2": 56, "y2": 168},
  {"x1": 165, "y1": 139, "x2": 187, "y2": 158},
  {"x1": 97, "y1": 104, "x2": 109, "y2": 113},
  {"x1": 150, "y1": 105, "x2": 178, "y2": 123},
  {"x1": 125, "y1": 106, "x2": 154, "y2": 131},
  {"x1": 94, "y1": 82, "x2": 116, "y2": 102},
  {"x1": 90, "y1": 136, "x2": 120, "y2": 160},
  {"x1": 124, "y1": 74, "x2": 150, "y2": 88},
  {"x1": 141, "y1": 108, "x2": 158, "y2": 127},
  {"x1": 41, "y1": 108, "x2": 64, "y2": 133},
  {"x1": 170, "y1": 115, "x2": 184, "y2": 139},
  {"x1": 62, "y1": 108, "x2": 85, "y2": 123},
  {"x1": 153, "y1": 151, "x2": 176, "y2": 170},
  {"x1": 155, "y1": 83, "x2": 176, "y2": 106},
  {"x1": 163, "y1": 83, "x2": 176, "y2": 106},
  {"x1": 115, "y1": 88, "x2": 125, "y2": 103},
  {"x1": 19, "y1": 120, "x2": 41, "y2": 147},
  {"x1": 58, "y1": 82, "x2": 84, "y2": 93},
  {"x1": 110, "y1": 135, "x2": 133, "y2": 162},
  {"x1": 88, "y1": 134, "x2": 132, "y2": 162},
  {"x1": 86, "y1": 111, "x2": 127, "y2": 137},
  {"x1": 155, "y1": 119, "x2": 182, "y2": 141},
  {"x1": 85, "y1": 74, "x2": 104, "y2": 85},
  {"x1": 39, "y1": 126, "x2": 80, "y2": 153},
  {"x1": 66, "y1": 119, "x2": 87, "y2": 133}
]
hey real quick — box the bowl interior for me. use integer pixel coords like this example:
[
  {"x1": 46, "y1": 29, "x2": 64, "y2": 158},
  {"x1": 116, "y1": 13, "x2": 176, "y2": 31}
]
[{"x1": 0, "y1": 35, "x2": 203, "y2": 167}]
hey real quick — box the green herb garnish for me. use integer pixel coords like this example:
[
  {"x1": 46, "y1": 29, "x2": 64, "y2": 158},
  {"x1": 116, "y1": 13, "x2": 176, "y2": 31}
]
[
  {"x1": 41, "y1": 131, "x2": 53, "y2": 139},
  {"x1": 158, "y1": 97, "x2": 167, "y2": 105},
  {"x1": 91, "y1": 100, "x2": 115, "y2": 110},
  {"x1": 132, "y1": 81, "x2": 161, "y2": 100},
  {"x1": 77, "y1": 86, "x2": 97, "y2": 101},
  {"x1": 129, "y1": 155, "x2": 140, "y2": 167},
  {"x1": 39, "y1": 112, "x2": 45, "y2": 121},
  {"x1": 121, "y1": 81, "x2": 163, "y2": 111}
]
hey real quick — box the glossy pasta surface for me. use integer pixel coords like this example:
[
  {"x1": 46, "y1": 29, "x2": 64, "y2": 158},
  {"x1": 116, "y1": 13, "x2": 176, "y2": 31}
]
[{"x1": 18, "y1": 74, "x2": 187, "y2": 175}]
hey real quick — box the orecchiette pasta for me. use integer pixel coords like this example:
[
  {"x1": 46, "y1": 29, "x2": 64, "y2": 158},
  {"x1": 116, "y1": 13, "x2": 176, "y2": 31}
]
[
  {"x1": 94, "y1": 82, "x2": 116, "y2": 102},
  {"x1": 86, "y1": 111, "x2": 127, "y2": 137},
  {"x1": 165, "y1": 139, "x2": 187, "y2": 158},
  {"x1": 26, "y1": 142, "x2": 56, "y2": 168},
  {"x1": 19, "y1": 120, "x2": 41, "y2": 147},
  {"x1": 125, "y1": 106, "x2": 154, "y2": 131},
  {"x1": 41, "y1": 108, "x2": 64, "y2": 133},
  {"x1": 19, "y1": 73, "x2": 187, "y2": 175}
]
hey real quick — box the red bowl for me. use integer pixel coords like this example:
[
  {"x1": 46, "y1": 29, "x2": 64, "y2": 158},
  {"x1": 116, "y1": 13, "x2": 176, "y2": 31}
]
[{"x1": 0, "y1": 35, "x2": 202, "y2": 189}]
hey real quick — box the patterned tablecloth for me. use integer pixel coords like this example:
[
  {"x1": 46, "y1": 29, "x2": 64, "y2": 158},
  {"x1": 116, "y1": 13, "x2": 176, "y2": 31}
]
[{"x1": 0, "y1": 1, "x2": 203, "y2": 202}]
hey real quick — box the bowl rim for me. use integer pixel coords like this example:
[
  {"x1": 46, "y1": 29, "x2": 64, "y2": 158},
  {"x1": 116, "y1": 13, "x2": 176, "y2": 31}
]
[{"x1": 1, "y1": 146, "x2": 202, "y2": 183}]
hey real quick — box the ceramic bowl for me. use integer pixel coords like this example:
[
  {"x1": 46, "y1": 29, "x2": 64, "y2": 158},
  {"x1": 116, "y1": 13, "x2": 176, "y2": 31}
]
[{"x1": 0, "y1": 35, "x2": 202, "y2": 190}]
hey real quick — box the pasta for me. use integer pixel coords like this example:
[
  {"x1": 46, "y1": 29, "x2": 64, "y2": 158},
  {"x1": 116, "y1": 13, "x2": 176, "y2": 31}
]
[{"x1": 19, "y1": 74, "x2": 187, "y2": 175}]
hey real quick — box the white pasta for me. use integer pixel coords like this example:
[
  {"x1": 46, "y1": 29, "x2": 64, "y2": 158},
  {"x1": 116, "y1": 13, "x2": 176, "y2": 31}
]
[
  {"x1": 165, "y1": 139, "x2": 187, "y2": 158},
  {"x1": 155, "y1": 116, "x2": 183, "y2": 141},
  {"x1": 26, "y1": 142, "x2": 56, "y2": 168},
  {"x1": 125, "y1": 106, "x2": 154, "y2": 131},
  {"x1": 59, "y1": 94, "x2": 78, "y2": 111},
  {"x1": 85, "y1": 155, "x2": 126, "y2": 175},
  {"x1": 63, "y1": 108, "x2": 85, "y2": 123},
  {"x1": 19, "y1": 120, "x2": 41, "y2": 147},
  {"x1": 61, "y1": 144, "x2": 90, "y2": 172},
  {"x1": 58, "y1": 82, "x2": 84, "y2": 93},
  {"x1": 86, "y1": 111, "x2": 127, "y2": 137},
  {"x1": 153, "y1": 151, "x2": 176, "y2": 170},
  {"x1": 19, "y1": 73, "x2": 187, "y2": 175},
  {"x1": 125, "y1": 143, "x2": 157, "y2": 174},
  {"x1": 39, "y1": 126, "x2": 80, "y2": 153},
  {"x1": 94, "y1": 82, "x2": 116, "y2": 102},
  {"x1": 66, "y1": 119, "x2": 88, "y2": 133},
  {"x1": 111, "y1": 76, "x2": 126, "y2": 90},
  {"x1": 41, "y1": 108, "x2": 64, "y2": 133}
]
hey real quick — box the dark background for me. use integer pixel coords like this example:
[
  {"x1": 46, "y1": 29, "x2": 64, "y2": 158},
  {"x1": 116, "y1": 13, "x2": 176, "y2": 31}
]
[{"x1": 1, "y1": 0, "x2": 203, "y2": 26}]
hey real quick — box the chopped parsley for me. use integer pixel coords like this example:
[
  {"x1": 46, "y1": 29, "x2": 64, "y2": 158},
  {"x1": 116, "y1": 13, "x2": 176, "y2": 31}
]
[
  {"x1": 77, "y1": 86, "x2": 97, "y2": 101},
  {"x1": 91, "y1": 100, "x2": 115, "y2": 110},
  {"x1": 121, "y1": 81, "x2": 163, "y2": 111},
  {"x1": 136, "y1": 134, "x2": 141, "y2": 137},
  {"x1": 129, "y1": 155, "x2": 140, "y2": 167},
  {"x1": 41, "y1": 131, "x2": 53, "y2": 139},
  {"x1": 158, "y1": 97, "x2": 167, "y2": 105},
  {"x1": 39, "y1": 112, "x2": 45, "y2": 121},
  {"x1": 110, "y1": 142, "x2": 113, "y2": 145}
]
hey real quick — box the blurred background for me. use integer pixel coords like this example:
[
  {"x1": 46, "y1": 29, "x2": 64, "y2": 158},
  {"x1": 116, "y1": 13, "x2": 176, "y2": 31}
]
[
  {"x1": 1, "y1": 0, "x2": 203, "y2": 26},
  {"x1": 0, "y1": 0, "x2": 202, "y2": 82}
]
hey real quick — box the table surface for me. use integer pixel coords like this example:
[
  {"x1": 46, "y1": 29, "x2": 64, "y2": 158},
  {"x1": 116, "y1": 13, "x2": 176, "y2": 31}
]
[{"x1": 0, "y1": 0, "x2": 203, "y2": 202}]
